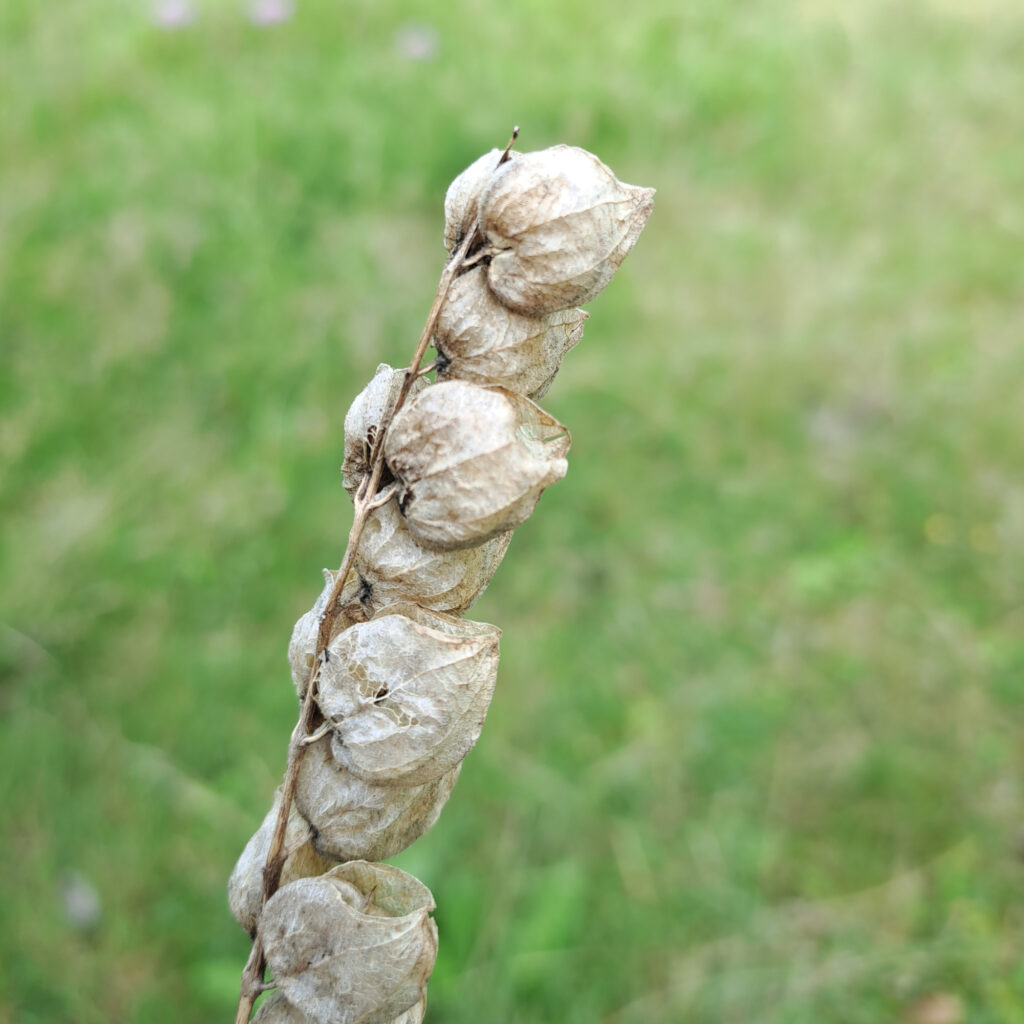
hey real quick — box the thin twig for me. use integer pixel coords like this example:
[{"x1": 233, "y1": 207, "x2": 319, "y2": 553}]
[{"x1": 233, "y1": 221, "x2": 480, "y2": 1024}]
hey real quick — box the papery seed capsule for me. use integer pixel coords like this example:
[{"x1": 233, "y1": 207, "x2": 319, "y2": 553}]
[
  {"x1": 479, "y1": 144, "x2": 655, "y2": 315},
  {"x1": 443, "y1": 148, "x2": 518, "y2": 253},
  {"x1": 228, "y1": 787, "x2": 336, "y2": 936},
  {"x1": 287, "y1": 569, "x2": 367, "y2": 699},
  {"x1": 294, "y1": 733, "x2": 461, "y2": 862},
  {"x1": 260, "y1": 862, "x2": 437, "y2": 1024},
  {"x1": 434, "y1": 265, "x2": 588, "y2": 398},
  {"x1": 384, "y1": 380, "x2": 571, "y2": 550},
  {"x1": 355, "y1": 497, "x2": 511, "y2": 615},
  {"x1": 318, "y1": 603, "x2": 500, "y2": 787},
  {"x1": 342, "y1": 364, "x2": 427, "y2": 499}
]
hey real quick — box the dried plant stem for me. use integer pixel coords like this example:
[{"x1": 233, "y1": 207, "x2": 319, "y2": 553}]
[{"x1": 233, "y1": 225, "x2": 478, "y2": 1024}]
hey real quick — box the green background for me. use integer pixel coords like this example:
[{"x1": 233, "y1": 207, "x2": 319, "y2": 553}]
[{"x1": 2, "y1": 1, "x2": 1023, "y2": 1021}]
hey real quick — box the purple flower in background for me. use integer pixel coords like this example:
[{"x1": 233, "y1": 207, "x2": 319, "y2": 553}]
[
  {"x1": 394, "y1": 22, "x2": 440, "y2": 62},
  {"x1": 152, "y1": 0, "x2": 195, "y2": 28},
  {"x1": 247, "y1": 0, "x2": 294, "y2": 25}
]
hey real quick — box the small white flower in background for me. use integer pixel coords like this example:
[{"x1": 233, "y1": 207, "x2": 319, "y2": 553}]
[
  {"x1": 152, "y1": 0, "x2": 195, "y2": 28},
  {"x1": 59, "y1": 870, "x2": 102, "y2": 932},
  {"x1": 247, "y1": 0, "x2": 294, "y2": 26},
  {"x1": 394, "y1": 22, "x2": 439, "y2": 62}
]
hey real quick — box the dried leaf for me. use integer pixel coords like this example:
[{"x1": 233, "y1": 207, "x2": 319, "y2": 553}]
[
  {"x1": 228, "y1": 787, "x2": 336, "y2": 936},
  {"x1": 479, "y1": 144, "x2": 655, "y2": 315},
  {"x1": 355, "y1": 497, "x2": 511, "y2": 615},
  {"x1": 343, "y1": 364, "x2": 427, "y2": 498},
  {"x1": 260, "y1": 862, "x2": 437, "y2": 1024},
  {"x1": 318, "y1": 604, "x2": 500, "y2": 786},
  {"x1": 253, "y1": 992, "x2": 426, "y2": 1024},
  {"x1": 435, "y1": 265, "x2": 588, "y2": 397},
  {"x1": 384, "y1": 380, "x2": 570, "y2": 550},
  {"x1": 295, "y1": 733, "x2": 460, "y2": 861},
  {"x1": 288, "y1": 569, "x2": 367, "y2": 698},
  {"x1": 443, "y1": 148, "x2": 519, "y2": 253}
]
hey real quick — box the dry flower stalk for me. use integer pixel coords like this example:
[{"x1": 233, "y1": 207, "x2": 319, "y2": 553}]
[{"x1": 232, "y1": 131, "x2": 652, "y2": 1022}]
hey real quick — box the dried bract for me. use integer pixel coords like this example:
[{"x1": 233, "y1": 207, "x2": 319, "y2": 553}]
[
  {"x1": 479, "y1": 144, "x2": 655, "y2": 315},
  {"x1": 384, "y1": 381, "x2": 571, "y2": 550},
  {"x1": 443, "y1": 148, "x2": 518, "y2": 253},
  {"x1": 288, "y1": 569, "x2": 367, "y2": 698},
  {"x1": 434, "y1": 266, "x2": 588, "y2": 397},
  {"x1": 343, "y1": 364, "x2": 427, "y2": 498},
  {"x1": 295, "y1": 734, "x2": 460, "y2": 862},
  {"x1": 260, "y1": 862, "x2": 437, "y2": 1024},
  {"x1": 318, "y1": 604, "x2": 500, "y2": 787},
  {"x1": 355, "y1": 498, "x2": 511, "y2": 615},
  {"x1": 229, "y1": 788, "x2": 336, "y2": 936}
]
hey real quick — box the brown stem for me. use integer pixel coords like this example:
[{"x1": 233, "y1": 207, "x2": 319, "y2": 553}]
[{"x1": 232, "y1": 222, "x2": 479, "y2": 1024}]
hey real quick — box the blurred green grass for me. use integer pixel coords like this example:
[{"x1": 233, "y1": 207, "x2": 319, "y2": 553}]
[{"x1": 2, "y1": 0, "x2": 1023, "y2": 1021}]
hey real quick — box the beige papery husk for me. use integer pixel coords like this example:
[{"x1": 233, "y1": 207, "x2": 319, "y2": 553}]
[
  {"x1": 228, "y1": 788, "x2": 337, "y2": 937},
  {"x1": 294, "y1": 733, "x2": 461, "y2": 862},
  {"x1": 259, "y1": 861, "x2": 437, "y2": 1024},
  {"x1": 434, "y1": 265, "x2": 588, "y2": 399},
  {"x1": 478, "y1": 144, "x2": 655, "y2": 316},
  {"x1": 342, "y1": 364, "x2": 428, "y2": 498},
  {"x1": 252, "y1": 993, "x2": 425, "y2": 1024},
  {"x1": 355, "y1": 497, "x2": 511, "y2": 615},
  {"x1": 318, "y1": 603, "x2": 501, "y2": 787},
  {"x1": 443, "y1": 147, "x2": 520, "y2": 253},
  {"x1": 384, "y1": 380, "x2": 571, "y2": 551},
  {"x1": 288, "y1": 569, "x2": 367, "y2": 698}
]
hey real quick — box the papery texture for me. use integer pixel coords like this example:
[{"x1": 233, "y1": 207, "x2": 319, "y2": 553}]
[
  {"x1": 253, "y1": 992, "x2": 425, "y2": 1024},
  {"x1": 443, "y1": 148, "x2": 518, "y2": 253},
  {"x1": 384, "y1": 381, "x2": 570, "y2": 550},
  {"x1": 318, "y1": 603, "x2": 500, "y2": 787},
  {"x1": 479, "y1": 144, "x2": 654, "y2": 315},
  {"x1": 355, "y1": 498, "x2": 511, "y2": 615},
  {"x1": 294, "y1": 734, "x2": 460, "y2": 861},
  {"x1": 434, "y1": 265, "x2": 588, "y2": 397},
  {"x1": 260, "y1": 862, "x2": 437, "y2": 1024},
  {"x1": 343, "y1": 364, "x2": 427, "y2": 498},
  {"x1": 288, "y1": 569, "x2": 367, "y2": 698},
  {"x1": 228, "y1": 787, "x2": 336, "y2": 936}
]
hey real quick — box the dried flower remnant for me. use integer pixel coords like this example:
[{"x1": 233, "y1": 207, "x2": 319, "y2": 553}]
[
  {"x1": 434, "y1": 266, "x2": 588, "y2": 397},
  {"x1": 384, "y1": 381, "x2": 570, "y2": 550},
  {"x1": 355, "y1": 499, "x2": 511, "y2": 615},
  {"x1": 232, "y1": 135, "x2": 652, "y2": 1022},
  {"x1": 479, "y1": 145, "x2": 655, "y2": 315},
  {"x1": 260, "y1": 862, "x2": 437, "y2": 1024},
  {"x1": 317, "y1": 604, "x2": 501, "y2": 786},
  {"x1": 294, "y1": 733, "x2": 461, "y2": 862}
]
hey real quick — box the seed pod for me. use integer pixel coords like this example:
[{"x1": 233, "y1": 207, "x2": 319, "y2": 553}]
[
  {"x1": 253, "y1": 993, "x2": 425, "y2": 1024},
  {"x1": 288, "y1": 569, "x2": 367, "y2": 699},
  {"x1": 384, "y1": 380, "x2": 571, "y2": 550},
  {"x1": 479, "y1": 144, "x2": 655, "y2": 315},
  {"x1": 342, "y1": 364, "x2": 427, "y2": 498},
  {"x1": 443, "y1": 148, "x2": 518, "y2": 253},
  {"x1": 355, "y1": 497, "x2": 511, "y2": 615},
  {"x1": 228, "y1": 788, "x2": 337, "y2": 936},
  {"x1": 434, "y1": 266, "x2": 588, "y2": 398},
  {"x1": 318, "y1": 603, "x2": 500, "y2": 787},
  {"x1": 295, "y1": 733, "x2": 461, "y2": 862},
  {"x1": 260, "y1": 862, "x2": 437, "y2": 1024}
]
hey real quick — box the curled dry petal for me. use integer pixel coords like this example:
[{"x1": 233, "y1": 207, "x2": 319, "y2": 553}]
[
  {"x1": 384, "y1": 380, "x2": 571, "y2": 550},
  {"x1": 435, "y1": 266, "x2": 588, "y2": 398},
  {"x1": 318, "y1": 603, "x2": 501, "y2": 787},
  {"x1": 343, "y1": 364, "x2": 427, "y2": 498},
  {"x1": 228, "y1": 787, "x2": 336, "y2": 936},
  {"x1": 260, "y1": 862, "x2": 437, "y2": 1024},
  {"x1": 443, "y1": 148, "x2": 518, "y2": 253},
  {"x1": 355, "y1": 497, "x2": 511, "y2": 615},
  {"x1": 288, "y1": 569, "x2": 367, "y2": 699},
  {"x1": 295, "y1": 733, "x2": 460, "y2": 862},
  {"x1": 479, "y1": 144, "x2": 655, "y2": 315}
]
